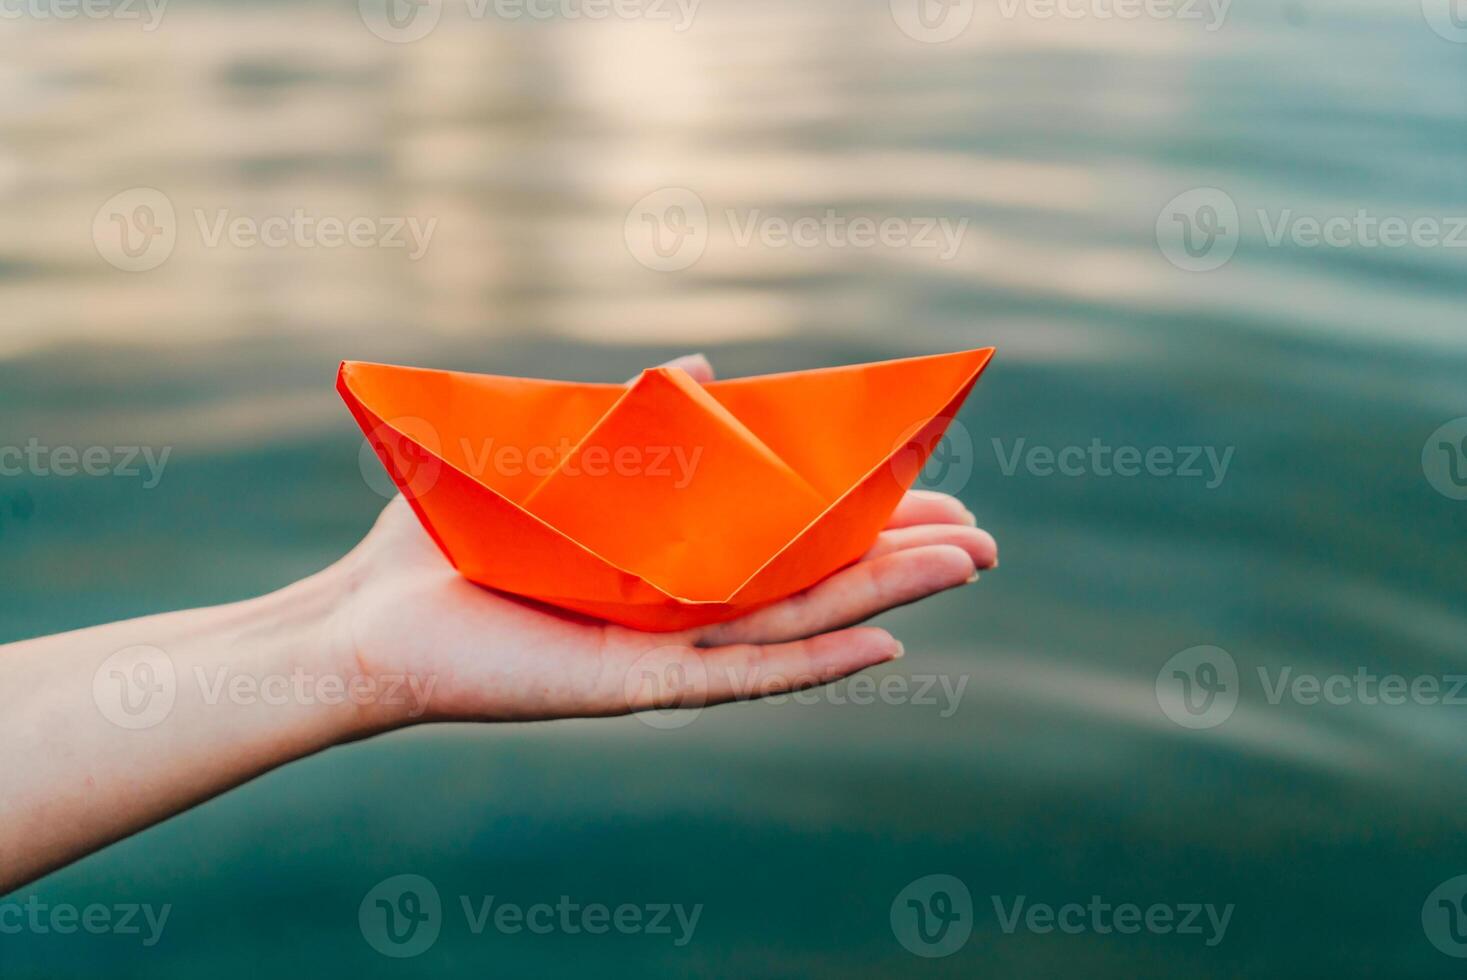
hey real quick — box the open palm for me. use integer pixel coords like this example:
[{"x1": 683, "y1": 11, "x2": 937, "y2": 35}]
[{"x1": 337, "y1": 355, "x2": 997, "y2": 727}]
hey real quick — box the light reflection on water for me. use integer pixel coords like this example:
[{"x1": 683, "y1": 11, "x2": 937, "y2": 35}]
[
  {"x1": 1, "y1": 1, "x2": 1461, "y2": 359},
  {"x1": 2, "y1": 1, "x2": 1466, "y2": 976}
]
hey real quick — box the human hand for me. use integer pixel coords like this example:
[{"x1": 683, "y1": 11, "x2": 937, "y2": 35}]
[{"x1": 331, "y1": 354, "x2": 997, "y2": 729}]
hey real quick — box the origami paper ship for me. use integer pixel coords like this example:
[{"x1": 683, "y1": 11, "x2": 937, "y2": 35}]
[{"x1": 338, "y1": 347, "x2": 993, "y2": 632}]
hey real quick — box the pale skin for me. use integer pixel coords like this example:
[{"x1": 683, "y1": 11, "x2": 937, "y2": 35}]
[{"x1": 0, "y1": 354, "x2": 997, "y2": 893}]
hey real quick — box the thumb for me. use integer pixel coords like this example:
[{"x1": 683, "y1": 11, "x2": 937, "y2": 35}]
[{"x1": 652, "y1": 353, "x2": 714, "y2": 384}]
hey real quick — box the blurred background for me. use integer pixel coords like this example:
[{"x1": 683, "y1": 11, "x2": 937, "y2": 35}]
[{"x1": 2, "y1": 0, "x2": 1466, "y2": 975}]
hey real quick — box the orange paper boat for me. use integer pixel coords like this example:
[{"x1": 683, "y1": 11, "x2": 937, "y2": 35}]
[{"x1": 338, "y1": 348, "x2": 994, "y2": 632}]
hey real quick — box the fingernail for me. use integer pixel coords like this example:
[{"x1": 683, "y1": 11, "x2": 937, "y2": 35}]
[
  {"x1": 991, "y1": 558, "x2": 999, "y2": 569},
  {"x1": 965, "y1": 571, "x2": 980, "y2": 584},
  {"x1": 961, "y1": 510, "x2": 977, "y2": 526},
  {"x1": 890, "y1": 641, "x2": 906, "y2": 660}
]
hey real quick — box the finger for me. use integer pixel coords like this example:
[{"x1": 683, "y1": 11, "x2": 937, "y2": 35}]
[
  {"x1": 654, "y1": 353, "x2": 714, "y2": 384},
  {"x1": 697, "y1": 544, "x2": 977, "y2": 647},
  {"x1": 885, "y1": 490, "x2": 976, "y2": 528},
  {"x1": 863, "y1": 524, "x2": 997, "y2": 568},
  {"x1": 619, "y1": 627, "x2": 902, "y2": 713}
]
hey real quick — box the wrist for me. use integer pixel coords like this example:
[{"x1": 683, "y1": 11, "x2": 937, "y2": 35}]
[
  {"x1": 277, "y1": 550, "x2": 444, "y2": 738},
  {"x1": 243, "y1": 559, "x2": 410, "y2": 745}
]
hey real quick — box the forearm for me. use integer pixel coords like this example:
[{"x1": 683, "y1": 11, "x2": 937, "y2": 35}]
[
  {"x1": 0, "y1": 564, "x2": 374, "y2": 892},
  {"x1": 0, "y1": 480, "x2": 991, "y2": 892}
]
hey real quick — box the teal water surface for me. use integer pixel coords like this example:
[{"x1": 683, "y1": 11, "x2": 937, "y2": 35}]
[{"x1": 2, "y1": 1, "x2": 1466, "y2": 976}]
